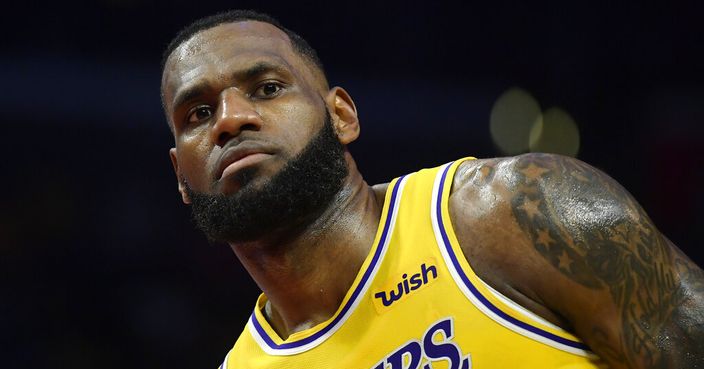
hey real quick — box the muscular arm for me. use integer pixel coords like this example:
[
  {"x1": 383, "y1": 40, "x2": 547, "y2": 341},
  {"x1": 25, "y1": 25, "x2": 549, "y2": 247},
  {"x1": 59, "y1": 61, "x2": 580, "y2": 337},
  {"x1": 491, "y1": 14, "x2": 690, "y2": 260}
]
[{"x1": 450, "y1": 153, "x2": 704, "y2": 368}]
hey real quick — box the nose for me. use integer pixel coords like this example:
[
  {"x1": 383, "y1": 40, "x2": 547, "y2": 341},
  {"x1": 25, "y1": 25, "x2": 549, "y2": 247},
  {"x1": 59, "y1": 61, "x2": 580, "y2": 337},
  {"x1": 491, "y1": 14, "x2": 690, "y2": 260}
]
[{"x1": 210, "y1": 88, "x2": 263, "y2": 147}]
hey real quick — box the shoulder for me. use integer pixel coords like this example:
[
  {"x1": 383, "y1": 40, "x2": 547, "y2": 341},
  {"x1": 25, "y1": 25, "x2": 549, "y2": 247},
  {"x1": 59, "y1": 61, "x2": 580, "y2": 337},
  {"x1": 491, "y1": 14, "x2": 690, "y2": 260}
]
[
  {"x1": 447, "y1": 153, "x2": 638, "y2": 325},
  {"x1": 451, "y1": 153, "x2": 634, "y2": 228},
  {"x1": 449, "y1": 152, "x2": 641, "y2": 280},
  {"x1": 449, "y1": 153, "x2": 704, "y2": 367},
  {"x1": 451, "y1": 152, "x2": 616, "y2": 195}
]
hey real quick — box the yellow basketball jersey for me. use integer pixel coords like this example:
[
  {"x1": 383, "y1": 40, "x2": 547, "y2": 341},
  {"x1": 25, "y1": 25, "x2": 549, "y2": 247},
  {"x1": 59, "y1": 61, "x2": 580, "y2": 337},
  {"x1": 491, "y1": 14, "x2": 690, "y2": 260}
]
[{"x1": 220, "y1": 158, "x2": 607, "y2": 369}]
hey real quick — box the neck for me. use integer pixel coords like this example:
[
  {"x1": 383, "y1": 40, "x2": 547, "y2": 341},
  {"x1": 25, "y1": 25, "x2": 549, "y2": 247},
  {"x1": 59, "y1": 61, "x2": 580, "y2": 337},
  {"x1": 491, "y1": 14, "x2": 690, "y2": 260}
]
[{"x1": 228, "y1": 154, "x2": 384, "y2": 339}]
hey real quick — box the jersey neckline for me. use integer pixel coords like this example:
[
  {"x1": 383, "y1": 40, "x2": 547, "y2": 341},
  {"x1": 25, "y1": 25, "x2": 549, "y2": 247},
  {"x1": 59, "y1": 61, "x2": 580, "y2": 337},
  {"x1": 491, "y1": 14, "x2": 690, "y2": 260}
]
[{"x1": 248, "y1": 175, "x2": 409, "y2": 356}]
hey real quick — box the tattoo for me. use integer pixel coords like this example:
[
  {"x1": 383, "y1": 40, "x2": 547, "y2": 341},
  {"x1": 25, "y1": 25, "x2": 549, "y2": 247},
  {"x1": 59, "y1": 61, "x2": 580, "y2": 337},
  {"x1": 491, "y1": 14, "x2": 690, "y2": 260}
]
[{"x1": 510, "y1": 153, "x2": 704, "y2": 368}]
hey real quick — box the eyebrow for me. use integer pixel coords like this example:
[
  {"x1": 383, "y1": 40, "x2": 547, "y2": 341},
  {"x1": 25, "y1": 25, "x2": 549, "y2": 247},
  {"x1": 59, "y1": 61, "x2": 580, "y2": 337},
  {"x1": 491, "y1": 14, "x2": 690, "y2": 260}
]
[
  {"x1": 237, "y1": 61, "x2": 289, "y2": 81},
  {"x1": 171, "y1": 61, "x2": 292, "y2": 111},
  {"x1": 171, "y1": 84, "x2": 210, "y2": 112}
]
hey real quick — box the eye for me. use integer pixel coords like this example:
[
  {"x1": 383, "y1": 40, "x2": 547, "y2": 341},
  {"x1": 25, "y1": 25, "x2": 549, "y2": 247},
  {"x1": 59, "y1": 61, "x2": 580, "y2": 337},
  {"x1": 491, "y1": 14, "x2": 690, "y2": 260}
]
[
  {"x1": 187, "y1": 105, "x2": 214, "y2": 124},
  {"x1": 253, "y1": 82, "x2": 284, "y2": 98}
]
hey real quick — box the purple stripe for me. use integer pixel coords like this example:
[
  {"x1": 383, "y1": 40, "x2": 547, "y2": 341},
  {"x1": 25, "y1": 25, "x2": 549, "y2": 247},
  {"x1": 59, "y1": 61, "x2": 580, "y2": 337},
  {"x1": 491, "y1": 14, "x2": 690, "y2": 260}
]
[
  {"x1": 252, "y1": 175, "x2": 407, "y2": 350},
  {"x1": 435, "y1": 163, "x2": 591, "y2": 352}
]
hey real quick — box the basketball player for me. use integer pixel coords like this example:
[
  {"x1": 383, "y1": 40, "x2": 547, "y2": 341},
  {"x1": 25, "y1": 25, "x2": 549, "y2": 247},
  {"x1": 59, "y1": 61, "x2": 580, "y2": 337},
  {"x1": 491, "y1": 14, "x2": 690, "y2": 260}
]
[{"x1": 160, "y1": 10, "x2": 704, "y2": 369}]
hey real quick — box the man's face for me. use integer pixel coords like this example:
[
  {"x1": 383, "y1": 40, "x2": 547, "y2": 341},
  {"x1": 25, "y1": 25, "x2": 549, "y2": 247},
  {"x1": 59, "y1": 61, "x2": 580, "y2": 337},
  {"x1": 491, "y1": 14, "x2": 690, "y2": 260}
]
[
  {"x1": 161, "y1": 21, "x2": 353, "y2": 242},
  {"x1": 162, "y1": 21, "x2": 329, "y2": 198}
]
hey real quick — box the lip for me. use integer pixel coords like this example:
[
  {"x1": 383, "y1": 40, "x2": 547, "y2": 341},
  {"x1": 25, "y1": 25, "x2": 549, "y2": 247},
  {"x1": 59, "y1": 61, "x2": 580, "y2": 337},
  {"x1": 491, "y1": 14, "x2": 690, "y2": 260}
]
[{"x1": 215, "y1": 142, "x2": 274, "y2": 181}]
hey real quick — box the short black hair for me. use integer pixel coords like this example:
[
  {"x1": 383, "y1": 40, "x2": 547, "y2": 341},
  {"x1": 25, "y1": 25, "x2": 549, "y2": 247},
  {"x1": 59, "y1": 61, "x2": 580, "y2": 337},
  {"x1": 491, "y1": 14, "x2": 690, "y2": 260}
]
[{"x1": 161, "y1": 9, "x2": 325, "y2": 78}]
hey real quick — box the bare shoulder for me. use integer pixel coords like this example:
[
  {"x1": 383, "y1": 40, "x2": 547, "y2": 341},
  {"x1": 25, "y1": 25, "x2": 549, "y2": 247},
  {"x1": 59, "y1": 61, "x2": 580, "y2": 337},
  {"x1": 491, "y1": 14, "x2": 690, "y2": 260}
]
[
  {"x1": 453, "y1": 152, "x2": 663, "y2": 288},
  {"x1": 449, "y1": 153, "x2": 647, "y2": 290},
  {"x1": 448, "y1": 155, "x2": 575, "y2": 327},
  {"x1": 449, "y1": 152, "x2": 704, "y2": 368}
]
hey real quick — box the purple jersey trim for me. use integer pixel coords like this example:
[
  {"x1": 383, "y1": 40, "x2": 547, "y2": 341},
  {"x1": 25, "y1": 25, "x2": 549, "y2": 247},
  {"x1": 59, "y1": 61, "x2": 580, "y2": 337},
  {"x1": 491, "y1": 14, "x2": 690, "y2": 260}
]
[
  {"x1": 435, "y1": 162, "x2": 591, "y2": 352},
  {"x1": 251, "y1": 175, "x2": 406, "y2": 350}
]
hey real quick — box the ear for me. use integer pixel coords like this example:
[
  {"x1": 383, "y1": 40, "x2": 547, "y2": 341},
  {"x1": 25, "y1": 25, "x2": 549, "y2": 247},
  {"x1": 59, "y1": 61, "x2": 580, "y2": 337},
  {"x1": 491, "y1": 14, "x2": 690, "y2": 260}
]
[
  {"x1": 169, "y1": 148, "x2": 192, "y2": 204},
  {"x1": 325, "y1": 87, "x2": 360, "y2": 145}
]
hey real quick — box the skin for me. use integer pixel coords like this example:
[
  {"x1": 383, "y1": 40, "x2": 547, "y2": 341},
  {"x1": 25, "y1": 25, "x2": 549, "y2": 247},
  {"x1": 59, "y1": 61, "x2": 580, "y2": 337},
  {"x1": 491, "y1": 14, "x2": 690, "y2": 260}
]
[
  {"x1": 449, "y1": 156, "x2": 704, "y2": 368},
  {"x1": 162, "y1": 21, "x2": 704, "y2": 368},
  {"x1": 163, "y1": 21, "x2": 387, "y2": 336}
]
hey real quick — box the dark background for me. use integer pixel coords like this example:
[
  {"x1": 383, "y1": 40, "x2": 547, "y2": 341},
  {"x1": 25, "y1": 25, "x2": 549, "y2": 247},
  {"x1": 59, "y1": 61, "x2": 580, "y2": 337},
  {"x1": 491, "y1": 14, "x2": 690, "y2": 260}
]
[{"x1": 3, "y1": 1, "x2": 703, "y2": 368}]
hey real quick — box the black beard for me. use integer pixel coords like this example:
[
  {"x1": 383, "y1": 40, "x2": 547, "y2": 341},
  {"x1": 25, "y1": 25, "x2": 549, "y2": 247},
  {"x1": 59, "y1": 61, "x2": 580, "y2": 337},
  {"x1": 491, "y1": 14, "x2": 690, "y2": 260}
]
[{"x1": 185, "y1": 111, "x2": 348, "y2": 243}]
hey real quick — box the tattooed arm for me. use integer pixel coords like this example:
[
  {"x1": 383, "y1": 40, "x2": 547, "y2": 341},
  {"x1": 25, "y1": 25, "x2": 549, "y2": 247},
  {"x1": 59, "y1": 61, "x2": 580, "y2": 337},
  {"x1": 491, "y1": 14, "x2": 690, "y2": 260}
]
[{"x1": 449, "y1": 153, "x2": 704, "y2": 369}]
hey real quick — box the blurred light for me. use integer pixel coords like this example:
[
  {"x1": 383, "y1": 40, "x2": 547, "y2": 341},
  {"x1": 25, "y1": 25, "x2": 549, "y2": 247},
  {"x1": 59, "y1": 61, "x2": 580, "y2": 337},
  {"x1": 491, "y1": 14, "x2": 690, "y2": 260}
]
[
  {"x1": 529, "y1": 107, "x2": 580, "y2": 157},
  {"x1": 490, "y1": 87, "x2": 541, "y2": 155}
]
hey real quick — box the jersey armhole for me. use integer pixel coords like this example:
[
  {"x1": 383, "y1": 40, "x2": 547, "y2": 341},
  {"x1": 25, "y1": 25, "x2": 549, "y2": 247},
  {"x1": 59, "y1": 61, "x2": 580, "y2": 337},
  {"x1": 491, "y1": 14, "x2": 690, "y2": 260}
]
[{"x1": 430, "y1": 158, "x2": 597, "y2": 357}]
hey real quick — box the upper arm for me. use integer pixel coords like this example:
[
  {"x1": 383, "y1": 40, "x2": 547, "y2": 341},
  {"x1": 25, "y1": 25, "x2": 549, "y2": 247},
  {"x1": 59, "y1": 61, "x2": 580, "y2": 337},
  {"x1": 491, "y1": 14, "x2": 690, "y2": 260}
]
[{"x1": 450, "y1": 153, "x2": 704, "y2": 369}]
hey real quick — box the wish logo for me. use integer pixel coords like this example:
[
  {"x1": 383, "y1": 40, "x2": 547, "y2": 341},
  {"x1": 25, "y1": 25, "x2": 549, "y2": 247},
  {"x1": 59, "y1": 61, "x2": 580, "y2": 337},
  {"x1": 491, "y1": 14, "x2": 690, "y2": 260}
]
[
  {"x1": 371, "y1": 318, "x2": 472, "y2": 369},
  {"x1": 374, "y1": 263, "x2": 438, "y2": 308}
]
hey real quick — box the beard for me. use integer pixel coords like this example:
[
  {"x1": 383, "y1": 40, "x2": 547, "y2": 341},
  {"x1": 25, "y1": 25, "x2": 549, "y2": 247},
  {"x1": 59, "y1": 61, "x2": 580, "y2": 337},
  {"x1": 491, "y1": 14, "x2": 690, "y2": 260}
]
[{"x1": 184, "y1": 110, "x2": 348, "y2": 243}]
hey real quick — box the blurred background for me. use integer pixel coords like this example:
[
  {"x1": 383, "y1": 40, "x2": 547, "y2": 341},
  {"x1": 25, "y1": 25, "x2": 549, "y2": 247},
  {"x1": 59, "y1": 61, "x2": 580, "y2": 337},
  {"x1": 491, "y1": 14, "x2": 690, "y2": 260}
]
[{"x1": 2, "y1": 1, "x2": 703, "y2": 368}]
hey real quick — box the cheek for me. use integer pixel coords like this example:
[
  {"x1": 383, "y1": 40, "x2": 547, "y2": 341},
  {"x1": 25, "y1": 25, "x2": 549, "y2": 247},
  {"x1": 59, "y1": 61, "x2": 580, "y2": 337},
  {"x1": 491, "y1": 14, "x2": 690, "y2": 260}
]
[
  {"x1": 267, "y1": 96, "x2": 325, "y2": 153},
  {"x1": 176, "y1": 133, "x2": 218, "y2": 190}
]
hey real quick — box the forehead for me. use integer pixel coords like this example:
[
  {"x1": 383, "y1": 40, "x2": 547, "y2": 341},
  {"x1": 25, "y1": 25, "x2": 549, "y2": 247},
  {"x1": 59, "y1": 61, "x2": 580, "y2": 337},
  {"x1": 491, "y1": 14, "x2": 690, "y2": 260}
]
[{"x1": 162, "y1": 21, "x2": 305, "y2": 99}]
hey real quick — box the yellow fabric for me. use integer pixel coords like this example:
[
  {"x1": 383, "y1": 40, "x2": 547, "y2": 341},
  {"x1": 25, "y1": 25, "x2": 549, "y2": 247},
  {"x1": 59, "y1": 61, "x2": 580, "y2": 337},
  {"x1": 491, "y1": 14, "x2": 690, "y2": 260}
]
[{"x1": 221, "y1": 158, "x2": 607, "y2": 369}]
